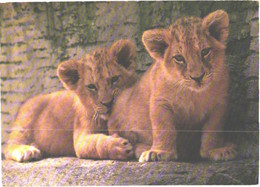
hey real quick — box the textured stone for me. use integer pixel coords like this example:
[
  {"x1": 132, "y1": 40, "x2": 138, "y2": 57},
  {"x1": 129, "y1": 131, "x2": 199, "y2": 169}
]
[
  {"x1": 250, "y1": 37, "x2": 259, "y2": 52},
  {"x1": 246, "y1": 8, "x2": 259, "y2": 22},
  {"x1": 1, "y1": 77, "x2": 40, "y2": 92},
  {"x1": 245, "y1": 52, "x2": 259, "y2": 78},
  {"x1": 246, "y1": 101, "x2": 259, "y2": 123},
  {"x1": 240, "y1": 24, "x2": 250, "y2": 39},
  {"x1": 246, "y1": 79, "x2": 259, "y2": 100},
  {"x1": 2, "y1": 158, "x2": 258, "y2": 185},
  {"x1": 250, "y1": 19, "x2": 259, "y2": 37}
]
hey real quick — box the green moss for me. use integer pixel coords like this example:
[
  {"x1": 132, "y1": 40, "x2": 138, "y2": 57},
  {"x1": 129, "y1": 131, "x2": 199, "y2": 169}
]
[{"x1": 0, "y1": 61, "x2": 22, "y2": 65}]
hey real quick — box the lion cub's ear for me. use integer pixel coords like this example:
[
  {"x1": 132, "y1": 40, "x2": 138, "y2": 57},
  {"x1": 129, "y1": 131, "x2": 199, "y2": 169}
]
[
  {"x1": 202, "y1": 10, "x2": 229, "y2": 45},
  {"x1": 110, "y1": 39, "x2": 136, "y2": 71},
  {"x1": 142, "y1": 29, "x2": 170, "y2": 61},
  {"x1": 57, "y1": 60, "x2": 79, "y2": 90}
]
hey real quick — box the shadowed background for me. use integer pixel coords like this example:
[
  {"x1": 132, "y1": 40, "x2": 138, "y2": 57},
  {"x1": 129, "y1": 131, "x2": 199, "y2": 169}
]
[{"x1": 0, "y1": 1, "x2": 259, "y2": 185}]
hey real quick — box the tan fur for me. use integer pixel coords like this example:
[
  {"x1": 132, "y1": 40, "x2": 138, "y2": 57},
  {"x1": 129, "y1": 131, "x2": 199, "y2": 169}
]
[
  {"x1": 108, "y1": 10, "x2": 237, "y2": 162},
  {"x1": 4, "y1": 40, "x2": 137, "y2": 162}
]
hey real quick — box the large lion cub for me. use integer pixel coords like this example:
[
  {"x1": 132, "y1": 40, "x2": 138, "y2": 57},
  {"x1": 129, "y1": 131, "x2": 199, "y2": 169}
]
[
  {"x1": 108, "y1": 10, "x2": 237, "y2": 162},
  {"x1": 4, "y1": 40, "x2": 137, "y2": 162}
]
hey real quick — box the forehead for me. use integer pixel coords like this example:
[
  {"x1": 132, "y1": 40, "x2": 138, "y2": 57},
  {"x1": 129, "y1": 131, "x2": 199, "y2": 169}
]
[
  {"x1": 82, "y1": 49, "x2": 119, "y2": 82},
  {"x1": 170, "y1": 17, "x2": 206, "y2": 48}
]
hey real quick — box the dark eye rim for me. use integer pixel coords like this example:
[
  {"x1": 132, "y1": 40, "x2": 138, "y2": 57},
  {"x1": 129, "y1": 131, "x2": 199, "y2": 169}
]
[
  {"x1": 201, "y1": 47, "x2": 212, "y2": 57},
  {"x1": 111, "y1": 75, "x2": 120, "y2": 84},
  {"x1": 173, "y1": 55, "x2": 185, "y2": 64},
  {"x1": 86, "y1": 84, "x2": 97, "y2": 91}
]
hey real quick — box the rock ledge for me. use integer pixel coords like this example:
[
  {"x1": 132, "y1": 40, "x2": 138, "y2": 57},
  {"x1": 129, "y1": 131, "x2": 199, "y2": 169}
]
[{"x1": 2, "y1": 158, "x2": 258, "y2": 185}]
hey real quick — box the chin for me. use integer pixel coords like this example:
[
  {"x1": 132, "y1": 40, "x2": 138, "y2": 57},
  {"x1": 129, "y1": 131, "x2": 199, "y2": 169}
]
[
  {"x1": 188, "y1": 82, "x2": 208, "y2": 92},
  {"x1": 100, "y1": 114, "x2": 109, "y2": 120}
]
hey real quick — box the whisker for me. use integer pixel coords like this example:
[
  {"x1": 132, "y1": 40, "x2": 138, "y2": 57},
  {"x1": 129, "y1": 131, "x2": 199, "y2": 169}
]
[
  {"x1": 206, "y1": 73, "x2": 212, "y2": 78},
  {"x1": 91, "y1": 112, "x2": 95, "y2": 125},
  {"x1": 91, "y1": 111, "x2": 99, "y2": 126},
  {"x1": 95, "y1": 112, "x2": 99, "y2": 122}
]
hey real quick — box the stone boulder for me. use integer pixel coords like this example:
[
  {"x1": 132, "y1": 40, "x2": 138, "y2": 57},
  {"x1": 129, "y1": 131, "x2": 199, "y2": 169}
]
[{"x1": 2, "y1": 157, "x2": 258, "y2": 185}]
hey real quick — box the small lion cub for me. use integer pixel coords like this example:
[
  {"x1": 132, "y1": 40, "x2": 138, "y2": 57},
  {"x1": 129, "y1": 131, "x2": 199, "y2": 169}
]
[
  {"x1": 4, "y1": 40, "x2": 137, "y2": 162},
  {"x1": 108, "y1": 10, "x2": 237, "y2": 162}
]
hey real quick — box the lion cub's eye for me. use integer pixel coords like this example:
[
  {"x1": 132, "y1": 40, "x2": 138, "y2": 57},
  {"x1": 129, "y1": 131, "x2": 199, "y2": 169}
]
[
  {"x1": 173, "y1": 55, "x2": 185, "y2": 64},
  {"x1": 201, "y1": 47, "x2": 212, "y2": 57},
  {"x1": 111, "y1": 75, "x2": 120, "y2": 85},
  {"x1": 86, "y1": 84, "x2": 97, "y2": 91}
]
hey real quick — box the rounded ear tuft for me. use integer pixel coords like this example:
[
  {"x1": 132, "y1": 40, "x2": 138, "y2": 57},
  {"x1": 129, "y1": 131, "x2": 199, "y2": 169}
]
[
  {"x1": 202, "y1": 10, "x2": 229, "y2": 44},
  {"x1": 57, "y1": 60, "x2": 79, "y2": 90},
  {"x1": 142, "y1": 29, "x2": 169, "y2": 61},
  {"x1": 110, "y1": 39, "x2": 137, "y2": 71}
]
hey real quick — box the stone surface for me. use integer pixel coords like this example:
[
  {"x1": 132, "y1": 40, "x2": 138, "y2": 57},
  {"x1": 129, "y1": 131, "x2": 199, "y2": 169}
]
[{"x1": 2, "y1": 157, "x2": 258, "y2": 185}]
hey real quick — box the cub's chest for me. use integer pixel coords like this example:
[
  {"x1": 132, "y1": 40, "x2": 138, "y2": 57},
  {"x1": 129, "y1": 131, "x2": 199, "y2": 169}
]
[{"x1": 170, "y1": 88, "x2": 221, "y2": 125}]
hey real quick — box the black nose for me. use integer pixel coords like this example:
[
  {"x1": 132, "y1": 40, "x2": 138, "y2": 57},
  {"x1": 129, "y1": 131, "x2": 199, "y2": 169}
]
[
  {"x1": 190, "y1": 72, "x2": 205, "y2": 82},
  {"x1": 101, "y1": 99, "x2": 113, "y2": 108}
]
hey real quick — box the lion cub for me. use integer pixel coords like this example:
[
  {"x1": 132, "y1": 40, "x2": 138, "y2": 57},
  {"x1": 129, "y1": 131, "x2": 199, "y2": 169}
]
[
  {"x1": 4, "y1": 40, "x2": 137, "y2": 162},
  {"x1": 108, "y1": 10, "x2": 237, "y2": 162}
]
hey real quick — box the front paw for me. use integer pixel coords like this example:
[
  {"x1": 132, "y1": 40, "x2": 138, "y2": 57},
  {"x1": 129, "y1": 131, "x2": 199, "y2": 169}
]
[
  {"x1": 202, "y1": 143, "x2": 237, "y2": 161},
  {"x1": 108, "y1": 137, "x2": 134, "y2": 160},
  {"x1": 139, "y1": 149, "x2": 177, "y2": 162},
  {"x1": 6, "y1": 145, "x2": 42, "y2": 162}
]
